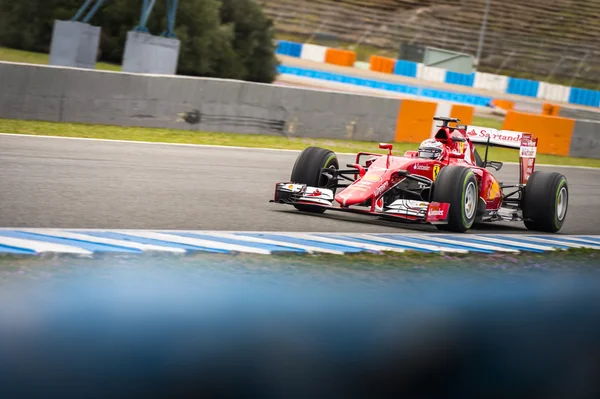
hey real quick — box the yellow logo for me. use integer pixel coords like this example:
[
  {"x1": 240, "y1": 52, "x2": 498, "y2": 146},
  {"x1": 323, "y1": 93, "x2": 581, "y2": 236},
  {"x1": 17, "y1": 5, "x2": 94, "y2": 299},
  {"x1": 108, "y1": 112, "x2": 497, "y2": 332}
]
[
  {"x1": 432, "y1": 165, "x2": 441, "y2": 180},
  {"x1": 458, "y1": 142, "x2": 464, "y2": 153},
  {"x1": 362, "y1": 174, "x2": 381, "y2": 182},
  {"x1": 488, "y1": 180, "x2": 500, "y2": 200}
]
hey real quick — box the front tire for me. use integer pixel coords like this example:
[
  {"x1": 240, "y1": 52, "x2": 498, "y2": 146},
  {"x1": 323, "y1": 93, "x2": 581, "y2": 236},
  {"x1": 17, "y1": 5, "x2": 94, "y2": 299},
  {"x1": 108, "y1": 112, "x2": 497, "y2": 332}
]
[
  {"x1": 432, "y1": 166, "x2": 478, "y2": 233},
  {"x1": 290, "y1": 146, "x2": 339, "y2": 213},
  {"x1": 522, "y1": 171, "x2": 568, "y2": 233}
]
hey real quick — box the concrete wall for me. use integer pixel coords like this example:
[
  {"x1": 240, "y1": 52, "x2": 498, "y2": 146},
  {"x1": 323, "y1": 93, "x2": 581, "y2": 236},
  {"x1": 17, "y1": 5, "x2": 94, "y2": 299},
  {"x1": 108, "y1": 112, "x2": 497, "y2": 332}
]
[
  {"x1": 570, "y1": 120, "x2": 600, "y2": 158},
  {"x1": 0, "y1": 62, "x2": 399, "y2": 142},
  {"x1": 1, "y1": 61, "x2": 597, "y2": 159}
]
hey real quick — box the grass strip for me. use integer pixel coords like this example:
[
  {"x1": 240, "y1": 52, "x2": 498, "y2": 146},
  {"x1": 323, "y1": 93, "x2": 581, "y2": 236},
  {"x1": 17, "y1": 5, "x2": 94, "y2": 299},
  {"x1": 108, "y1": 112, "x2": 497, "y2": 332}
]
[
  {"x1": 0, "y1": 46, "x2": 121, "y2": 71},
  {"x1": 1, "y1": 118, "x2": 598, "y2": 167}
]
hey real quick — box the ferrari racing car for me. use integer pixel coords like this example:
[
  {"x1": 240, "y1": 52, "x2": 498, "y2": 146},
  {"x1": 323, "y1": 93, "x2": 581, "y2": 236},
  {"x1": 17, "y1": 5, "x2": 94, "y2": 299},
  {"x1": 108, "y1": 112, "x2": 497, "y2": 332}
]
[{"x1": 270, "y1": 116, "x2": 568, "y2": 233}]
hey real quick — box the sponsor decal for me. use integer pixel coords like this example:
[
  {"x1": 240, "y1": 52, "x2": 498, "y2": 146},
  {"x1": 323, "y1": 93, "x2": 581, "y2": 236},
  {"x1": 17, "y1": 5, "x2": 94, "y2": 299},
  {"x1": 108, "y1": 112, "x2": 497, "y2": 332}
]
[
  {"x1": 413, "y1": 164, "x2": 431, "y2": 171},
  {"x1": 374, "y1": 181, "x2": 389, "y2": 197},
  {"x1": 362, "y1": 174, "x2": 382, "y2": 182},
  {"x1": 426, "y1": 202, "x2": 450, "y2": 222},
  {"x1": 520, "y1": 145, "x2": 537, "y2": 158},
  {"x1": 432, "y1": 165, "x2": 441, "y2": 181},
  {"x1": 468, "y1": 128, "x2": 522, "y2": 143}
]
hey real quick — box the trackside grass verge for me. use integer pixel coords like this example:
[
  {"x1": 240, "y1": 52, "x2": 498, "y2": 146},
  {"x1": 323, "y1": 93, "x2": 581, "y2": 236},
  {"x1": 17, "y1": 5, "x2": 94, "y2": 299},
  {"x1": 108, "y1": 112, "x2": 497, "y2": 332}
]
[
  {"x1": 0, "y1": 47, "x2": 121, "y2": 71},
  {"x1": 1, "y1": 118, "x2": 599, "y2": 167}
]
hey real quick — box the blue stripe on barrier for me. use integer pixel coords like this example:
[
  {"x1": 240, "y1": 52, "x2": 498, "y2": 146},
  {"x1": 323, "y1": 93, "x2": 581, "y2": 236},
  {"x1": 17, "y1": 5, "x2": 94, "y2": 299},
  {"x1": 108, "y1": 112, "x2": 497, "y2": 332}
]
[
  {"x1": 445, "y1": 71, "x2": 475, "y2": 87},
  {"x1": 393, "y1": 60, "x2": 418, "y2": 78},
  {"x1": 437, "y1": 235, "x2": 544, "y2": 253},
  {"x1": 315, "y1": 234, "x2": 431, "y2": 253},
  {"x1": 173, "y1": 232, "x2": 306, "y2": 254},
  {"x1": 488, "y1": 235, "x2": 571, "y2": 251},
  {"x1": 0, "y1": 231, "x2": 143, "y2": 253},
  {"x1": 77, "y1": 231, "x2": 229, "y2": 253},
  {"x1": 568, "y1": 87, "x2": 600, "y2": 107},
  {"x1": 238, "y1": 233, "x2": 367, "y2": 253},
  {"x1": 378, "y1": 234, "x2": 494, "y2": 254},
  {"x1": 506, "y1": 77, "x2": 540, "y2": 98},
  {"x1": 275, "y1": 40, "x2": 302, "y2": 58},
  {"x1": 277, "y1": 65, "x2": 493, "y2": 107},
  {"x1": 0, "y1": 244, "x2": 36, "y2": 255}
]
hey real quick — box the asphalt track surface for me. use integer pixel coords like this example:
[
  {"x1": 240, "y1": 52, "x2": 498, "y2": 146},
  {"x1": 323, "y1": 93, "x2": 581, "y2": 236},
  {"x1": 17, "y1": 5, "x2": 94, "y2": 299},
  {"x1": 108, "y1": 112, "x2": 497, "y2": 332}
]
[{"x1": 1, "y1": 134, "x2": 599, "y2": 235}]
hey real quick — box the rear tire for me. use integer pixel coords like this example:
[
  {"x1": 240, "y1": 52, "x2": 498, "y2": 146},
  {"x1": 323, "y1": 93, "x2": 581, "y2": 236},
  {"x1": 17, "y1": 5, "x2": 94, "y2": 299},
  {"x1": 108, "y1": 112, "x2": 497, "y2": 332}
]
[
  {"x1": 290, "y1": 147, "x2": 339, "y2": 213},
  {"x1": 522, "y1": 171, "x2": 568, "y2": 233},
  {"x1": 432, "y1": 166, "x2": 478, "y2": 233}
]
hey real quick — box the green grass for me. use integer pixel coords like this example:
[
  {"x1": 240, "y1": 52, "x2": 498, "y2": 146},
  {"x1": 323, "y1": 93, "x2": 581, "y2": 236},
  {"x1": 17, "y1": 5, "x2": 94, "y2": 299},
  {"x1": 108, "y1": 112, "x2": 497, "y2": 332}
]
[
  {"x1": 1, "y1": 118, "x2": 598, "y2": 167},
  {"x1": 0, "y1": 47, "x2": 121, "y2": 71}
]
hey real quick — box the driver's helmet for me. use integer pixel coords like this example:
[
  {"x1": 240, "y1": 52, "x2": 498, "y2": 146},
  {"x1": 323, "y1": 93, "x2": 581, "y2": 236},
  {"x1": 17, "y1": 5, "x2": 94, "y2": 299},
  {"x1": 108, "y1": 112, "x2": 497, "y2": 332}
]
[{"x1": 417, "y1": 139, "x2": 444, "y2": 160}]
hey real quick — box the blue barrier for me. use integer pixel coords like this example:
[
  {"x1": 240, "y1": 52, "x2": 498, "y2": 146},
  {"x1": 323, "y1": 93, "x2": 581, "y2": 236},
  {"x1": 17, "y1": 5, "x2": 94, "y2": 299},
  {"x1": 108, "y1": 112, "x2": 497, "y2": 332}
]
[
  {"x1": 568, "y1": 87, "x2": 600, "y2": 107},
  {"x1": 275, "y1": 40, "x2": 302, "y2": 58},
  {"x1": 507, "y1": 77, "x2": 540, "y2": 97},
  {"x1": 277, "y1": 65, "x2": 492, "y2": 107},
  {"x1": 445, "y1": 71, "x2": 475, "y2": 87},
  {"x1": 393, "y1": 60, "x2": 418, "y2": 78}
]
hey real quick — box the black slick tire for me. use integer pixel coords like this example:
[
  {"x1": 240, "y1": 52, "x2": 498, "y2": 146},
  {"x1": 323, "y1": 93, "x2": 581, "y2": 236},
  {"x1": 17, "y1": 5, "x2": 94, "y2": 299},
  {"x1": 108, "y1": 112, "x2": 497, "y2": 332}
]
[
  {"x1": 290, "y1": 146, "x2": 339, "y2": 213},
  {"x1": 432, "y1": 166, "x2": 478, "y2": 233},
  {"x1": 522, "y1": 171, "x2": 568, "y2": 233}
]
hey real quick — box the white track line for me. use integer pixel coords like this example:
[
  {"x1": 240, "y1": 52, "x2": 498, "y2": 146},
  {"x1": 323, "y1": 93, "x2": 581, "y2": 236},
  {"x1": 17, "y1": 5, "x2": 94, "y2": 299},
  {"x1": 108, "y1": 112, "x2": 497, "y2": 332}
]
[
  {"x1": 466, "y1": 235, "x2": 557, "y2": 251},
  {"x1": 278, "y1": 233, "x2": 406, "y2": 253},
  {"x1": 413, "y1": 235, "x2": 520, "y2": 253},
  {"x1": 1, "y1": 133, "x2": 597, "y2": 170},
  {"x1": 120, "y1": 231, "x2": 272, "y2": 255},
  {"x1": 208, "y1": 232, "x2": 344, "y2": 255},
  {"x1": 0, "y1": 236, "x2": 92, "y2": 255},
  {"x1": 28, "y1": 229, "x2": 186, "y2": 253},
  {"x1": 523, "y1": 236, "x2": 600, "y2": 250},
  {"x1": 354, "y1": 233, "x2": 469, "y2": 253}
]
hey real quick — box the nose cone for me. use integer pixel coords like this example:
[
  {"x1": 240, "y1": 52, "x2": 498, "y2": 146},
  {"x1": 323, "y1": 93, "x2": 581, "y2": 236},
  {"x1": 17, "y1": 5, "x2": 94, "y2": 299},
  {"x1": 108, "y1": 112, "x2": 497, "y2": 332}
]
[
  {"x1": 335, "y1": 187, "x2": 372, "y2": 207},
  {"x1": 335, "y1": 177, "x2": 388, "y2": 207}
]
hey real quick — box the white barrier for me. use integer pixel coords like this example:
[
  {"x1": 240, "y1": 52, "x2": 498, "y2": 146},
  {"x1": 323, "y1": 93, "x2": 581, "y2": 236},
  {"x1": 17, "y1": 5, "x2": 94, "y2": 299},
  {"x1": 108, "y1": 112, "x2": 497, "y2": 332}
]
[
  {"x1": 537, "y1": 82, "x2": 571, "y2": 103},
  {"x1": 474, "y1": 72, "x2": 509, "y2": 93},
  {"x1": 418, "y1": 65, "x2": 447, "y2": 83},
  {"x1": 300, "y1": 44, "x2": 328, "y2": 63}
]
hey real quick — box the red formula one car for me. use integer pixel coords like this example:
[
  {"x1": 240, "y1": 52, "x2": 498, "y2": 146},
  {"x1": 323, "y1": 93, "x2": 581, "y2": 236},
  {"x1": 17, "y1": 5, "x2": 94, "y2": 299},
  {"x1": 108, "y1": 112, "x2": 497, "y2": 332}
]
[{"x1": 271, "y1": 117, "x2": 569, "y2": 233}]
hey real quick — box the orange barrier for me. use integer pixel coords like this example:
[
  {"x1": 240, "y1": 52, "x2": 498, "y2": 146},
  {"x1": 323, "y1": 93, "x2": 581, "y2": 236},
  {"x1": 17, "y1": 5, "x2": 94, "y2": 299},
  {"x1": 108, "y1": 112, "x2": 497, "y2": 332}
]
[
  {"x1": 450, "y1": 104, "x2": 474, "y2": 125},
  {"x1": 503, "y1": 111, "x2": 575, "y2": 156},
  {"x1": 324, "y1": 48, "x2": 356, "y2": 67},
  {"x1": 369, "y1": 55, "x2": 395, "y2": 74},
  {"x1": 491, "y1": 99, "x2": 515, "y2": 111},
  {"x1": 395, "y1": 99, "x2": 438, "y2": 143}
]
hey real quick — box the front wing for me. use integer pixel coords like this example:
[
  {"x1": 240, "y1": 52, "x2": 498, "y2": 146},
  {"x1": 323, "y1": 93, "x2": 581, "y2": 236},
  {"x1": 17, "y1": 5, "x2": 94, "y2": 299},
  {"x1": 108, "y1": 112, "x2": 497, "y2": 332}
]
[{"x1": 271, "y1": 183, "x2": 450, "y2": 224}]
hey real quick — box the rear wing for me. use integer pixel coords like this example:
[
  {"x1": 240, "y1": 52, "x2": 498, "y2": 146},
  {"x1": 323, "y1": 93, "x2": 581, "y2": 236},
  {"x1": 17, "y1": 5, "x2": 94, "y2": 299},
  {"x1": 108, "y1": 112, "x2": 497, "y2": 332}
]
[{"x1": 466, "y1": 126, "x2": 538, "y2": 185}]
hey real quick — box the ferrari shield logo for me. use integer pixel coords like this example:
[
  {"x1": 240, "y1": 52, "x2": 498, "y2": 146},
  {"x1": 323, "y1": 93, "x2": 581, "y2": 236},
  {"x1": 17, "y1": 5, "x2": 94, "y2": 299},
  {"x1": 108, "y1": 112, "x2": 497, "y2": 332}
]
[{"x1": 432, "y1": 165, "x2": 441, "y2": 180}]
